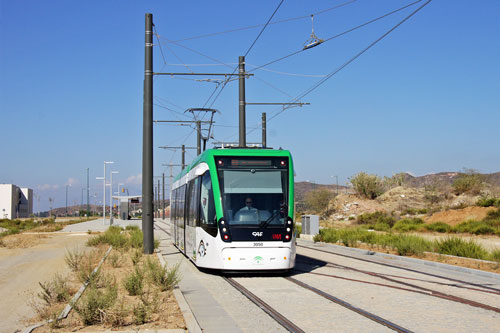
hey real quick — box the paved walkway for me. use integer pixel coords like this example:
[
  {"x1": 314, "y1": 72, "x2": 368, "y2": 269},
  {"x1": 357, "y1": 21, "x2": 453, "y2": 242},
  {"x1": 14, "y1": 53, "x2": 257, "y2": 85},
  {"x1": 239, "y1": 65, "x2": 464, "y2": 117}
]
[{"x1": 61, "y1": 218, "x2": 142, "y2": 232}]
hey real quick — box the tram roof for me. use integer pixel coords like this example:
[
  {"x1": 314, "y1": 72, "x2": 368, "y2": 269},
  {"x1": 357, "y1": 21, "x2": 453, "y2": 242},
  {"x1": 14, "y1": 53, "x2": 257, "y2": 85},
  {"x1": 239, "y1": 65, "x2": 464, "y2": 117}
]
[{"x1": 173, "y1": 148, "x2": 292, "y2": 182}]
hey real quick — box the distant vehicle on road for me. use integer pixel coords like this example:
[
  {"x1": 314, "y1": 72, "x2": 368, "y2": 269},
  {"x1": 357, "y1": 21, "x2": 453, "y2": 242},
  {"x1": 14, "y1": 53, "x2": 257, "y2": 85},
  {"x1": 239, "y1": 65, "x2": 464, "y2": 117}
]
[{"x1": 170, "y1": 147, "x2": 296, "y2": 271}]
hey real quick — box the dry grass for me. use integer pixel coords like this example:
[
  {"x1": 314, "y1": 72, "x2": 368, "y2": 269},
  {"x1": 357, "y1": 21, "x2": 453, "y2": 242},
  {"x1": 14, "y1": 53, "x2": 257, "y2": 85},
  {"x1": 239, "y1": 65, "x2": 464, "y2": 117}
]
[{"x1": 32, "y1": 244, "x2": 185, "y2": 332}]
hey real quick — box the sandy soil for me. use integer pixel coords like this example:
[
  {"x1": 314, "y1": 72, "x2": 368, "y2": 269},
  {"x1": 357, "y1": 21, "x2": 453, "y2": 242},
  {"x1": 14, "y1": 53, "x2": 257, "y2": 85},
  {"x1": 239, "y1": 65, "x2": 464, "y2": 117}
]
[
  {"x1": 0, "y1": 233, "x2": 91, "y2": 332},
  {"x1": 424, "y1": 206, "x2": 497, "y2": 225}
]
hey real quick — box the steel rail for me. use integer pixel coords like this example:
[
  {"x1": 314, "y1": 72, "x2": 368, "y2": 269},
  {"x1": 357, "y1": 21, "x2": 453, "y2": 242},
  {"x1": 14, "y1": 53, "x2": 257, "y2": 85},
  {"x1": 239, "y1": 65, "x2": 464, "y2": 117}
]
[
  {"x1": 223, "y1": 277, "x2": 305, "y2": 333},
  {"x1": 298, "y1": 244, "x2": 500, "y2": 293},
  {"x1": 286, "y1": 277, "x2": 413, "y2": 333},
  {"x1": 296, "y1": 253, "x2": 500, "y2": 314}
]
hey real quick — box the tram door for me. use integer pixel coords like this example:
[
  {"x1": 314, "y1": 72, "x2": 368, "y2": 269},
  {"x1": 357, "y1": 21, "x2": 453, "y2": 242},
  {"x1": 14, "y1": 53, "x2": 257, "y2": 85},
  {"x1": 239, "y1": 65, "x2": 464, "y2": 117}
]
[
  {"x1": 177, "y1": 185, "x2": 186, "y2": 251},
  {"x1": 185, "y1": 177, "x2": 200, "y2": 260}
]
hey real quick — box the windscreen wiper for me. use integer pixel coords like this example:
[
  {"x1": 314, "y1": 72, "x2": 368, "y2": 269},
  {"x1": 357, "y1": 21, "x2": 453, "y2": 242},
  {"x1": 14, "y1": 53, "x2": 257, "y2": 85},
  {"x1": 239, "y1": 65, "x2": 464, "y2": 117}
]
[{"x1": 259, "y1": 204, "x2": 287, "y2": 229}]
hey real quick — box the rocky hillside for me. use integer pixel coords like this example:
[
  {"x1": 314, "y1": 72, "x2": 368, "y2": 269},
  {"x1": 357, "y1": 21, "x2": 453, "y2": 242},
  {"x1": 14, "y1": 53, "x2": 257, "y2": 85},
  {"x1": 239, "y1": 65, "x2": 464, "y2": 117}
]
[{"x1": 401, "y1": 171, "x2": 500, "y2": 188}]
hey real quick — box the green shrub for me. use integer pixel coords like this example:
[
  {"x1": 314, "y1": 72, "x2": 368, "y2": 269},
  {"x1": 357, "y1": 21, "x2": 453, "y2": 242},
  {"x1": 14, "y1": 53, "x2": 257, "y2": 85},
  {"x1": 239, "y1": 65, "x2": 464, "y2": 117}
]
[
  {"x1": 304, "y1": 188, "x2": 335, "y2": 213},
  {"x1": 133, "y1": 302, "x2": 150, "y2": 325},
  {"x1": 73, "y1": 284, "x2": 118, "y2": 325},
  {"x1": 373, "y1": 222, "x2": 391, "y2": 232},
  {"x1": 145, "y1": 257, "x2": 181, "y2": 291},
  {"x1": 425, "y1": 222, "x2": 451, "y2": 233},
  {"x1": 476, "y1": 197, "x2": 497, "y2": 207},
  {"x1": 129, "y1": 229, "x2": 143, "y2": 249},
  {"x1": 125, "y1": 225, "x2": 139, "y2": 231},
  {"x1": 124, "y1": 267, "x2": 144, "y2": 296},
  {"x1": 356, "y1": 211, "x2": 396, "y2": 228},
  {"x1": 452, "y1": 169, "x2": 483, "y2": 195},
  {"x1": 393, "y1": 218, "x2": 424, "y2": 232},
  {"x1": 131, "y1": 249, "x2": 142, "y2": 266},
  {"x1": 434, "y1": 237, "x2": 488, "y2": 260},
  {"x1": 454, "y1": 220, "x2": 497, "y2": 235},
  {"x1": 350, "y1": 172, "x2": 385, "y2": 199},
  {"x1": 490, "y1": 249, "x2": 500, "y2": 263},
  {"x1": 391, "y1": 234, "x2": 431, "y2": 256},
  {"x1": 484, "y1": 208, "x2": 500, "y2": 221}
]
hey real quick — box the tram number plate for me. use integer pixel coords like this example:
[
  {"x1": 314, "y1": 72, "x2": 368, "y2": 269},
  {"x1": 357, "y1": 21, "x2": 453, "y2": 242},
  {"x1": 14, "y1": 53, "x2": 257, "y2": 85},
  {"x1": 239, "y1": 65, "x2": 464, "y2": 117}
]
[{"x1": 253, "y1": 242, "x2": 263, "y2": 247}]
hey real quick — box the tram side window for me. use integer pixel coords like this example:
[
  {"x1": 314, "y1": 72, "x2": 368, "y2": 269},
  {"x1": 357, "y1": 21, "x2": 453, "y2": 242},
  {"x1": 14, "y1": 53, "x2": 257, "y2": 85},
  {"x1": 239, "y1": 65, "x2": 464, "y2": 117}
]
[
  {"x1": 178, "y1": 185, "x2": 186, "y2": 228},
  {"x1": 186, "y1": 178, "x2": 200, "y2": 227},
  {"x1": 200, "y1": 172, "x2": 216, "y2": 236}
]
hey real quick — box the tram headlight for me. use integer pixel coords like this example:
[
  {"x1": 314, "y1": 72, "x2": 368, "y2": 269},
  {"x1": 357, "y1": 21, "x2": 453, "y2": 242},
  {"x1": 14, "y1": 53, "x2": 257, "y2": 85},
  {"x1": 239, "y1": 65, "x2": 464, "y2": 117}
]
[
  {"x1": 284, "y1": 217, "x2": 293, "y2": 242},
  {"x1": 218, "y1": 218, "x2": 231, "y2": 242}
]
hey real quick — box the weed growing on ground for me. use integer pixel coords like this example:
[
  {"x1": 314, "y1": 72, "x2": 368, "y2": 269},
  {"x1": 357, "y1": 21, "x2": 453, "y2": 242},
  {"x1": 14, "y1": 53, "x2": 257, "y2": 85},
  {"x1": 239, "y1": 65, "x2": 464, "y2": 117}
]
[
  {"x1": 109, "y1": 252, "x2": 122, "y2": 268},
  {"x1": 391, "y1": 234, "x2": 431, "y2": 256},
  {"x1": 65, "y1": 247, "x2": 84, "y2": 272},
  {"x1": 425, "y1": 222, "x2": 452, "y2": 233},
  {"x1": 145, "y1": 257, "x2": 181, "y2": 291},
  {"x1": 356, "y1": 211, "x2": 396, "y2": 228},
  {"x1": 73, "y1": 284, "x2": 118, "y2": 325},
  {"x1": 125, "y1": 225, "x2": 139, "y2": 231},
  {"x1": 490, "y1": 249, "x2": 500, "y2": 263},
  {"x1": 434, "y1": 237, "x2": 488, "y2": 260},
  {"x1": 129, "y1": 229, "x2": 143, "y2": 249},
  {"x1": 124, "y1": 267, "x2": 144, "y2": 296},
  {"x1": 131, "y1": 249, "x2": 142, "y2": 266},
  {"x1": 393, "y1": 218, "x2": 425, "y2": 232},
  {"x1": 38, "y1": 273, "x2": 71, "y2": 305}
]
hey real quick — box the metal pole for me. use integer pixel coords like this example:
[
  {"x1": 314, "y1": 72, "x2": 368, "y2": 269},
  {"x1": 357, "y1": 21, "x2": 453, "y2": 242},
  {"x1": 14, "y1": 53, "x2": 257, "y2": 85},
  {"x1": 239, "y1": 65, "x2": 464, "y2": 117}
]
[
  {"x1": 162, "y1": 173, "x2": 165, "y2": 220},
  {"x1": 86, "y1": 168, "x2": 90, "y2": 216},
  {"x1": 262, "y1": 112, "x2": 267, "y2": 148},
  {"x1": 103, "y1": 163, "x2": 106, "y2": 222},
  {"x1": 65, "y1": 185, "x2": 68, "y2": 216},
  {"x1": 239, "y1": 56, "x2": 246, "y2": 147},
  {"x1": 157, "y1": 179, "x2": 160, "y2": 219},
  {"x1": 154, "y1": 185, "x2": 157, "y2": 219},
  {"x1": 182, "y1": 144, "x2": 186, "y2": 170},
  {"x1": 142, "y1": 13, "x2": 154, "y2": 254},
  {"x1": 110, "y1": 171, "x2": 118, "y2": 225},
  {"x1": 196, "y1": 120, "x2": 201, "y2": 155}
]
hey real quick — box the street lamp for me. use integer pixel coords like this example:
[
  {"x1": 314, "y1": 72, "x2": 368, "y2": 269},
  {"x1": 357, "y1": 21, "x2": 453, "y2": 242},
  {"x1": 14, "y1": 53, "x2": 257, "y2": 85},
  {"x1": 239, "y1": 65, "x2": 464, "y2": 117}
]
[
  {"x1": 100, "y1": 161, "x2": 114, "y2": 224},
  {"x1": 110, "y1": 171, "x2": 119, "y2": 224},
  {"x1": 65, "y1": 184, "x2": 71, "y2": 216}
]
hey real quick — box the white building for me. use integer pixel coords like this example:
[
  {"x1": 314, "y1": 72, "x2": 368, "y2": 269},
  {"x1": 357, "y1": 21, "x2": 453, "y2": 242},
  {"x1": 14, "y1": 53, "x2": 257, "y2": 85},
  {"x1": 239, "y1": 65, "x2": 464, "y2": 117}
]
[{"x1": 0, "y1": 184, "x2": 33, "y2": 219}]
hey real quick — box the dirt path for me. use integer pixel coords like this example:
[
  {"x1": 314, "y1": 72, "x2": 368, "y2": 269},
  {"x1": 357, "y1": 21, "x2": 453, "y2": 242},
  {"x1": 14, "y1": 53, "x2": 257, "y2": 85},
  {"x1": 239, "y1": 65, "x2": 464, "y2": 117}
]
[{"x1": 0, "y1": 233, "x2": 90, "y2": 332}]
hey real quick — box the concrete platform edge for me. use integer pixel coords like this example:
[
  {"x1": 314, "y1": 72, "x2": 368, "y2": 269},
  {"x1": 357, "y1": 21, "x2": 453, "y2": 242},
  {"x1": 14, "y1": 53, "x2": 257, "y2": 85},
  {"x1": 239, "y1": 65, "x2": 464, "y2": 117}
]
[
  {"x1": 299, "y1": 239, "x2": 500, "y2": 280},
  {"x1": 156, "y1": 251, "x2": 201, "y2": 333}
]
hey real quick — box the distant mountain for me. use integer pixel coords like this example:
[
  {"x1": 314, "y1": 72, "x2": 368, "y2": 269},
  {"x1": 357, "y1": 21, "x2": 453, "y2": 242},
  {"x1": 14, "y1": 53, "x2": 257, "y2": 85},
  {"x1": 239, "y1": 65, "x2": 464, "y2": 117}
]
[{"x1": 401, "y1": 172, "x2": 500, "y2": 188}]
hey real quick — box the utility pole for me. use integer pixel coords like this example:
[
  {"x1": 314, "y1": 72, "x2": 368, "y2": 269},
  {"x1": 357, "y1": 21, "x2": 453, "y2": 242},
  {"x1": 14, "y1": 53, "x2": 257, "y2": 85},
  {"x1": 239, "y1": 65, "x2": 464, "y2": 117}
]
[
  {"x1": 142, "y1": 13, "x2": 154, "y2": 254},
  {"x1": 262, "y1": 112, "x2": 267, "y2": 148},
  {"x1": 182, "y1": 145, "x2": 186, "y2": 169},
  {"x1": 162, "y1": 173, "x2": 165, "y2": 220},
  {"x1": 86, "y1": 168, "x2": 90, "y2": 217},
  {"x1": 196, "y1": 121, "x2": 201, "y2": 155},
  {"x1": 239, "y1": 56, "x2": 246, "y2": 147},
  {"x1": 157, "y1": 179, "x2": 160, "y2": 219}
]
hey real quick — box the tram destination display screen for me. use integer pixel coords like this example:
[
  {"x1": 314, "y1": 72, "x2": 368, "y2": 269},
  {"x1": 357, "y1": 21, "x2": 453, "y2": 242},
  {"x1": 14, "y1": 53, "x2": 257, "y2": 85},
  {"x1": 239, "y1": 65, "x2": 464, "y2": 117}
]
[{"x1": 216, "y1": 157, "x2": 288, "y2": 169}]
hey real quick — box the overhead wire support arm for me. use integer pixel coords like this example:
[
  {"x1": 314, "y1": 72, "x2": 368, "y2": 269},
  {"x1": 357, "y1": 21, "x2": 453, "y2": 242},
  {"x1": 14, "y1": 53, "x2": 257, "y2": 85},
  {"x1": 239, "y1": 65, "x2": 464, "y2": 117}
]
[
  {"x1": 246, "y1": 102, "x2": 310, "y2": 106},
  {"x1": 153, "y1": 120, "x2": 213, "y2": 124},
  {"x1": 153, "y1": 72, "x2": 253, "y2": 77}
]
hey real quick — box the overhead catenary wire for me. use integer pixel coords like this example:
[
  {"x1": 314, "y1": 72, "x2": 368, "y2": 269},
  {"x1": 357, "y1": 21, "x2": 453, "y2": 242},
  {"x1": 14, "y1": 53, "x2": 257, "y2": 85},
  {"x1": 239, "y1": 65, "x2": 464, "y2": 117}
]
[
  {"x1": 239, "y1": 0, "x2": 432, "y2": 140},
  {"x1": 168, "y1": 0, "x2": 358, "y2": 43},
  {"x1": 249, "y1": 0, "x2": 424, "y2": 73}
]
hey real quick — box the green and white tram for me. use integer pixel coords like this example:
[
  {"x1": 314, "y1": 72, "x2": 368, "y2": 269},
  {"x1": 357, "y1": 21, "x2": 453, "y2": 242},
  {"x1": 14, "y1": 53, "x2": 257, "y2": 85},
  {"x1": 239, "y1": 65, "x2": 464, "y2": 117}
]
[{"x1": 170, "y1": 148, "x2": 296, "y2": 270}]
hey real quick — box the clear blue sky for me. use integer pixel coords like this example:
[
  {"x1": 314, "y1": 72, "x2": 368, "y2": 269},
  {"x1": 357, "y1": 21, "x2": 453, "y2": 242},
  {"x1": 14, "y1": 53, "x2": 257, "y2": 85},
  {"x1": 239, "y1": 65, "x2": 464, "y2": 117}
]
[{"x1": 1, "y1": 0, "x2": 499, "y2": 212}]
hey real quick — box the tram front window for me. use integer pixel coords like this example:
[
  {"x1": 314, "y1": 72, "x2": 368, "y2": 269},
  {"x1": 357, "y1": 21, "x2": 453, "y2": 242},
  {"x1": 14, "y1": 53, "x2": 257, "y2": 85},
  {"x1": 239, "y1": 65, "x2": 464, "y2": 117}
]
[{"x1": 219, "y1": 169, "x2": 287, "y2": 227}]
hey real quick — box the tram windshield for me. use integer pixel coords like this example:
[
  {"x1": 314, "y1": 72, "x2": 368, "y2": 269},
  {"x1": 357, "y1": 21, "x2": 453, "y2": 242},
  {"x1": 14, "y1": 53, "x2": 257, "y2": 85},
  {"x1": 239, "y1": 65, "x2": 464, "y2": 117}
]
[{"x1": 217, "y1": 161, "x2": 288, "y2": 227}]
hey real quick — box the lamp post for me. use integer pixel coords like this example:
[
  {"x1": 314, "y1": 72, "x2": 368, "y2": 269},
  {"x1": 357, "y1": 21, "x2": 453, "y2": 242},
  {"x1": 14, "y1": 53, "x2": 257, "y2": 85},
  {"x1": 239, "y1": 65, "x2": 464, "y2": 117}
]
[
  {"x1": 65, "y1": 184, "x2": 71, "y2": 216},
  {"x1": 117, "y1": 183, "x2": 124, "y2": 220},
  {"x1": 331, "y1": 175, "x2": 338, "y2": 195},
  {"x1": 101, "y1": 161, "x2": 114, "y2": 224},
  {"x1": 110, "y1": 171, "x2": 119, "y2": 225}
]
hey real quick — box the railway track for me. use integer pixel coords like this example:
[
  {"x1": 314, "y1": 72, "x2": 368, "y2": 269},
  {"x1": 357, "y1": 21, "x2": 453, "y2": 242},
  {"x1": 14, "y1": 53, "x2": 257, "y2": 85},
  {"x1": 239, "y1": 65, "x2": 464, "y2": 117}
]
[
  {"x1": 154, "y1": 220, "x2": 414, "y2": 332},
  {"x1": 298, "y1": 244, "x2": 500, "y2": 293},
  {"x1": 295, "y1": 254, "x2": 500, "y2": 314},
  {"x1": 154, "y1": 221, "x2": 499, "y2": 331}
]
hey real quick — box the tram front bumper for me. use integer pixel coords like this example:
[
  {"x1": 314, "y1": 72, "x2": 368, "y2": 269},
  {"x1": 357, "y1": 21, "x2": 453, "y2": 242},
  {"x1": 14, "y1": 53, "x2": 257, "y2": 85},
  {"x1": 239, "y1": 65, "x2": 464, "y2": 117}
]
[{"x1": 221, "y1": 246, "x2": 295, "y2": 270}]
